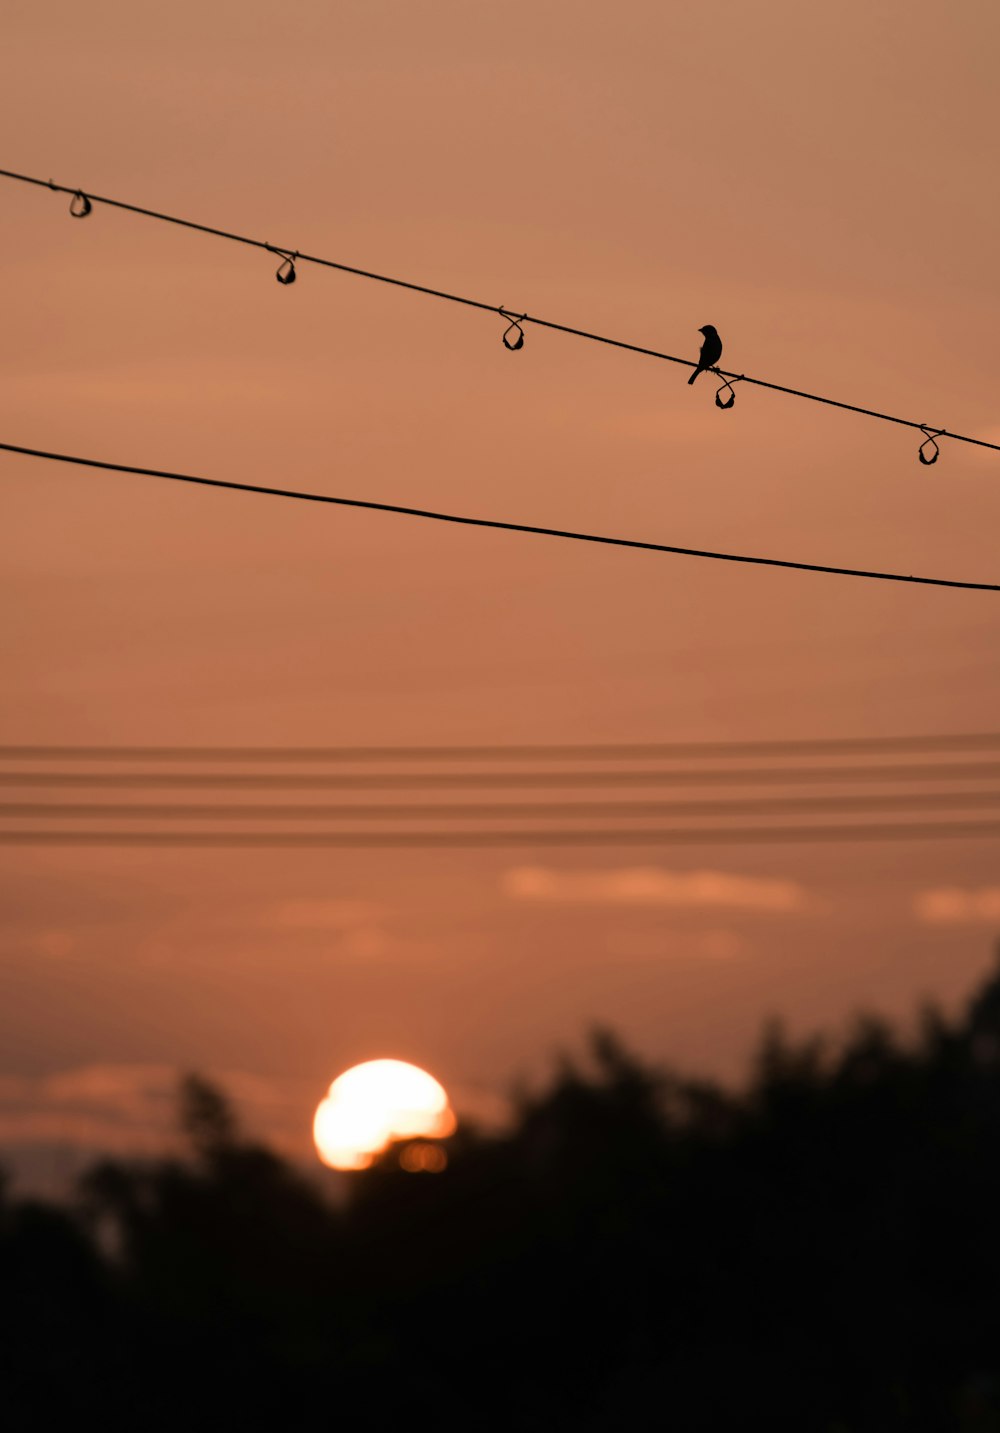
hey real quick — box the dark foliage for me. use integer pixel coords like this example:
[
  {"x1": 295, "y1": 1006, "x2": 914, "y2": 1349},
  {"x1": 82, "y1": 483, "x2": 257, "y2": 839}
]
[{"x1": 5, "y1": 958, "x2": 1000, "y2": 1432}]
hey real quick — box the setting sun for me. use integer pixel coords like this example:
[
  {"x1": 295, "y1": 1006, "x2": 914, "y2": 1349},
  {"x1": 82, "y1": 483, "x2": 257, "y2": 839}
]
[{"x1": 313, "y1": 1059, "x2": 456, "y2": 1170}]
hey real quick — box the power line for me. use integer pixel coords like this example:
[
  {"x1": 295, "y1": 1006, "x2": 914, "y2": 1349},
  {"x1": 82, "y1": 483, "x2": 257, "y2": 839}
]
[
  {"x1": 1, "y1": 166, "x2": 995, "y2": 460},
  {"x1": 1, "y1": 440, "x2": 997, "y2": 592},
  {"x1": 5, "y1": 791, "x2": 1000, "y2": 821},
  {"x1": 2, "y1": 733, "x2": 1000, "y2": 762},
  {"x1": 2, "y1": 762, "x2": 1000, "y2": 790},
  {"x1": 3, "y1": 820, "x2": 1000, "y2": 847}
]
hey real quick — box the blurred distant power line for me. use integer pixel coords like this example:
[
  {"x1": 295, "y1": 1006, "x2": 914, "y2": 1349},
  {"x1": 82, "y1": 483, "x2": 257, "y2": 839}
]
[
  {"x1": 1, "y1": 440, "x2": 997, "y2": 592},
  {"x1": 2, "y1": 732, "x2": 1000, "y2": 762},
  {"x1": 3, "y1": 822, "x2": 1000, "y2": 848},
  {"x1": 0, "y1": 167, "x2": 996, "y2": 463},
  {"x1": 7, "y1": 792, "x2": 1000, "y2": 822},
  {"x1": 6, "y1": 737, "x2": 1000, "y2": 845},
  {"x1": 3, "y1": 762, "x2": 1000, "y2": 789}
]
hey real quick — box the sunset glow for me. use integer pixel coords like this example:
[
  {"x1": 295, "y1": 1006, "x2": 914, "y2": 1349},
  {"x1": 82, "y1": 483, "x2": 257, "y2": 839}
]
[{"x1": 313, "y1": 1060, "x2": 456, "y2": 1170}]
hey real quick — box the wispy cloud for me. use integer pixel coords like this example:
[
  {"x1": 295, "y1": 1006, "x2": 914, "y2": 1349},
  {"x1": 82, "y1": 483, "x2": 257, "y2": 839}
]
[
  {"x1": 264, "y1": 899, "x2": 388, "y2": 958},
  {"x1": 0, "y1": 1064, "x2": 316, "y2": 1169},
  {"x1": 266, "y1": 899, "x2": 382, "y2": 930},
  {"x1": 0, "y1": 1065, "x2": 182, "y2": 1156},
  {"x1": 502, "y1": 865, "x2": 807, "y2": 912},
  {"x1": 914, "y1": 887, "x2": 1000, "y2": 925}
]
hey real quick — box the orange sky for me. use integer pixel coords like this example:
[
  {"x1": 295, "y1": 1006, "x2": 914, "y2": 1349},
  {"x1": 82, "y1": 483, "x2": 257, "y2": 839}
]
[{"x1": 2, "y1": 0, "x2": 1000, "y2": 1184}]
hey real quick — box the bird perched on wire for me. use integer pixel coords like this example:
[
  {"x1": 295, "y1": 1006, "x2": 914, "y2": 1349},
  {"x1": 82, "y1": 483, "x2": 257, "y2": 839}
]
[{"x1": 688, "y1": 324, "x2": 723, "y2": 384}]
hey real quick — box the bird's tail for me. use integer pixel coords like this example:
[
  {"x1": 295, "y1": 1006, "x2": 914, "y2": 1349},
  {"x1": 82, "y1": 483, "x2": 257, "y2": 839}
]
[{"x1": 687, "y1": 368, "x2": 700, "y2": 385}]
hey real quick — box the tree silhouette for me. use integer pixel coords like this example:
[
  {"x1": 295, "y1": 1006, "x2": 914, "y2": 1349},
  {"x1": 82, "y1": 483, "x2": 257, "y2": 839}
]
[{"x1": 4, "y1": 947, "x2": 1000, "y2": 1429}]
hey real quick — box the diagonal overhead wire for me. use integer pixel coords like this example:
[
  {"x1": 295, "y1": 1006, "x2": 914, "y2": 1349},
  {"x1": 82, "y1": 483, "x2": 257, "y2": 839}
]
[
  {"x1": 0, "y1": 166, "x2": 996, "y2": 458},
  {"x1": 1, "y1": 439, "x2": 997, "y2": 592}
]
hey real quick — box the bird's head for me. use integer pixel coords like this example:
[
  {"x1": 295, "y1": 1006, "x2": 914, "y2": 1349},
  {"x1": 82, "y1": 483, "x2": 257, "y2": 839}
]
[{"x1": 698, "y1": 325, "x2": 718, "y2": 336}]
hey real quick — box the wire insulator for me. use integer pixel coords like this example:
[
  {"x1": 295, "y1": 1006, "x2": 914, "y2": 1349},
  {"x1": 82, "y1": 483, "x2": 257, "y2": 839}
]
[
  {"x1": 265, "y1": 245, "x2": 297, "y2": 285},
  {"x1": 499, "y1": 307, "x2": 526, "y2": 351},
  {"x1": 918, "y1": 427, "x2": 944, "y2": 466}
]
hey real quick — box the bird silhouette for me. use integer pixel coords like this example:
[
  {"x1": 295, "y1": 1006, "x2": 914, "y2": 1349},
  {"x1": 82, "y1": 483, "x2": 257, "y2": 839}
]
[{"x1": 688, "y1": 325, "x2": 723, "y2": 384}]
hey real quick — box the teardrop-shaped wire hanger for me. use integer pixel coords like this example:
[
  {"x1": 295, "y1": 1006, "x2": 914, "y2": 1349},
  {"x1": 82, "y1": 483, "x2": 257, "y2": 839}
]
[
  {"x1": 265, "y1": 244, "x2": 298, "y2": 285},
  {"x1": 918, "y1": 426, "x2": 944, "y2": 466},
  {"x1": 715, "y1": 373, "x2": 744, "y2": 410},
  {"x1": 498, "y1": 307, "x2": 526, "y2": 351},
  {"x1": 69, "y1": 190, "x2": 92, "y2": 219}
]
